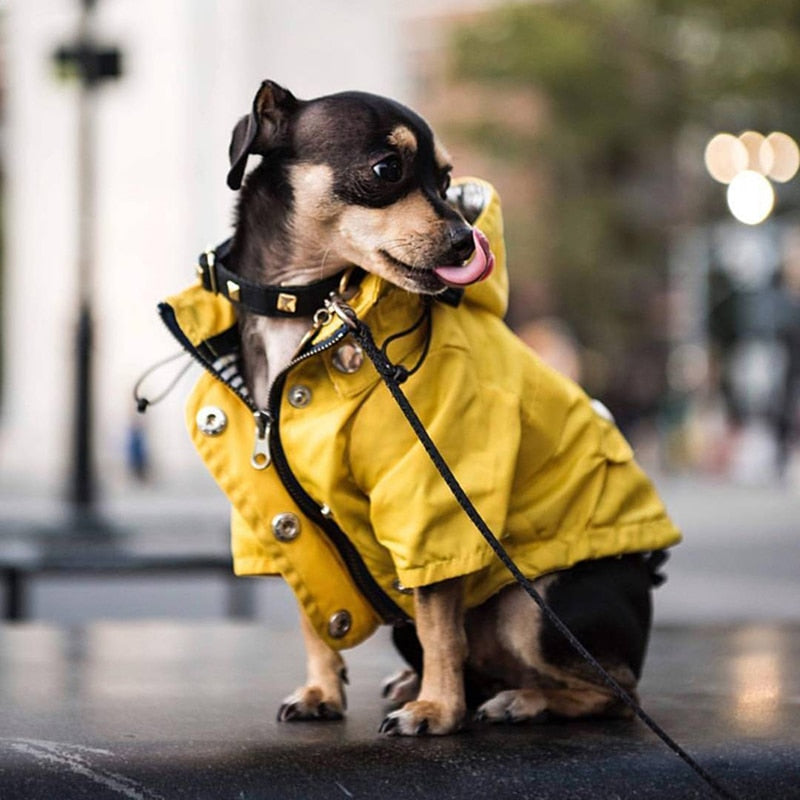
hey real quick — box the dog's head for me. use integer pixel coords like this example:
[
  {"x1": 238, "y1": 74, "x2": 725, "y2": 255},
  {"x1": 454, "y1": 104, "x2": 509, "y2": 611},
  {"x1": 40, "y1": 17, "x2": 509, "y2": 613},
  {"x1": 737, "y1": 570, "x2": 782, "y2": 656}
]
[{"x1": 228, "y1": 80, "x2": 492, "y2": 293}]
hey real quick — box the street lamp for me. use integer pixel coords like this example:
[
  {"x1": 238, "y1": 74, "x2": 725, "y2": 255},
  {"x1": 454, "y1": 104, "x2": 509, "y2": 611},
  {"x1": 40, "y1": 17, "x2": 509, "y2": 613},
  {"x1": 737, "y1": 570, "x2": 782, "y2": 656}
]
[{"x1": 52, "y1": 0, "x2": 122, "y2": 511}]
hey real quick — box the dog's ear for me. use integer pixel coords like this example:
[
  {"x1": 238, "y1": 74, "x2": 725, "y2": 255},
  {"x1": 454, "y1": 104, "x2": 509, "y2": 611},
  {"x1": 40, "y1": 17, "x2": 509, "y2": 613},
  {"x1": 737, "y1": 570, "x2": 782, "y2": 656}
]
[
  {"x1": 227, "y1": 80, "x2": 299, "y2": 190},
  {"x1": 227, "y1": 113, "x2": 258, "y2": 190}
]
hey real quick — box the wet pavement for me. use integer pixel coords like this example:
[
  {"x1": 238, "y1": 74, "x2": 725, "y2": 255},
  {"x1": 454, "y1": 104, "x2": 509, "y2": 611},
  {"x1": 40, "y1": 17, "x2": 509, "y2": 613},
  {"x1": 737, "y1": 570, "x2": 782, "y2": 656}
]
[
  {"x1": 0, "y1": 620, "x2": 797, "y2": 799},
  {"x1": 0, "y1": 474, "x2": 798, "y2": 797}
]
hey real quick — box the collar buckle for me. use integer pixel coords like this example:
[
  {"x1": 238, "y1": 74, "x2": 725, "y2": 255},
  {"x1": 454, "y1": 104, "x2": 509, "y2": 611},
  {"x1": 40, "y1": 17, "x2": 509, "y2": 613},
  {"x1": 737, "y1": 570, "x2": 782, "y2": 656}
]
[{"x1": 197, "y1": 248, "x2": 219, "y2": 294}]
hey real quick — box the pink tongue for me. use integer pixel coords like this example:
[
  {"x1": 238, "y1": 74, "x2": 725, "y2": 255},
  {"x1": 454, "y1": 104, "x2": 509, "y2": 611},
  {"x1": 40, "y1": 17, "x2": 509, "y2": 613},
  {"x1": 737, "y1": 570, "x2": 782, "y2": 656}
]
[{"x1": 434, "y1": 229, "x2": 495, "y2": 288}]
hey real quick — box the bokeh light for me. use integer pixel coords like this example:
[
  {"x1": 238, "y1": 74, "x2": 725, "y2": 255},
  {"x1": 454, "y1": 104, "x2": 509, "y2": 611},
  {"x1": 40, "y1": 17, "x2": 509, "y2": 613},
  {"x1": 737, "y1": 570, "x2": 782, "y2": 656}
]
[
  {"x1": 705, "y1": 130, "x2": 798, "y2": 223},
  {"x1": 763, "y1": 132, "x2": 800, "y2": 182},
  {"x1": 704, "y1": 133, "x2": 748, "y2": 184},
  {"x1": 726, "y1": 170, "x2": 775, "y2": 225},
  {"x1": 738, "y1": 130, "x2": 769, "y2": 174}
]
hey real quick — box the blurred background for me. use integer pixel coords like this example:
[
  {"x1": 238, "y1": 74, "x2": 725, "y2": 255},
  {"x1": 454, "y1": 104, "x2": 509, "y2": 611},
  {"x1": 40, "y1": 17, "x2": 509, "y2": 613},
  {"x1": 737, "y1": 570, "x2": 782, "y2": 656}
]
[{"x1": 0, "y1": 0, "x2": 797, "y2": 624}]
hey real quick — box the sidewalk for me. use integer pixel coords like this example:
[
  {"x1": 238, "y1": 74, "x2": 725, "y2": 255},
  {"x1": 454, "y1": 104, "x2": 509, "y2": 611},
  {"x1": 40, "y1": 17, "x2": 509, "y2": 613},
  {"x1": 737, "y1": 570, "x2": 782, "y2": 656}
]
[
  {"x1": 0, "y1": 619, "x2": 797, "y2": 799},
  {"x1": 653, "y1": 476, "x2": 800, "y2": 623},
  {"x1": 1, "y1": 475, "x2": 797, "y2": 798},
  {"x1": 0, "y1": 473, "x2": 797, "y2": 624}
]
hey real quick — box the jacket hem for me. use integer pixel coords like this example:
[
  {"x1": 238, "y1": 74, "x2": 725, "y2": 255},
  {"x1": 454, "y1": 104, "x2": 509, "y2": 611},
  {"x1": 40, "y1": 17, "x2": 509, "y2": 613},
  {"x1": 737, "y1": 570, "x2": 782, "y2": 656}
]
[
  {"x1": 233, "y1": 557, "x2": 280, "y2": 577},
  {"x1": 393, "y1": 519, "x2": 681, "y2": 596},
  {"x1": 393, "y1": 545, "x2": 504, "y2": 589}
]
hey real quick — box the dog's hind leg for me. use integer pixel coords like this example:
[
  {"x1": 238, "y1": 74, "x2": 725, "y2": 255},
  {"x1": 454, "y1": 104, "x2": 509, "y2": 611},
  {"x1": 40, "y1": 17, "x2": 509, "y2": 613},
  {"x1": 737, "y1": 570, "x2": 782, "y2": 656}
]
[
  {"x1": 471, "y1": 555, "x2": 653, "y2": 724},
  {"x1": 277, "y1": 607, "x2": 348, "y2": 722},
  {"x1": 381, "y1": 667, "x2": 420, "y2": 706},
  {"x1": 474, "y1": 670, "x2": 637, "y2": 723}
]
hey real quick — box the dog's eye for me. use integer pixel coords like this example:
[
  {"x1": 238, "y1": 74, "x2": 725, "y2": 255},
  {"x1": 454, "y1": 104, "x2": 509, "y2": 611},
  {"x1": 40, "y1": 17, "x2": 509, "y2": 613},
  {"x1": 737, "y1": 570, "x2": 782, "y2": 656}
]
[{"x1": 372, "y1": 156, "x2": 403, "y2": 183}]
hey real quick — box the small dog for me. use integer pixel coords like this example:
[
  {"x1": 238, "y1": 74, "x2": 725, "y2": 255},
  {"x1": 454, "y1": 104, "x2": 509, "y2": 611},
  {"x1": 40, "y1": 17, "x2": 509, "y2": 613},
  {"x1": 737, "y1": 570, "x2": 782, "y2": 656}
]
[{"x1": 170, "y1": 80, "x2": 680, "y2": 736}]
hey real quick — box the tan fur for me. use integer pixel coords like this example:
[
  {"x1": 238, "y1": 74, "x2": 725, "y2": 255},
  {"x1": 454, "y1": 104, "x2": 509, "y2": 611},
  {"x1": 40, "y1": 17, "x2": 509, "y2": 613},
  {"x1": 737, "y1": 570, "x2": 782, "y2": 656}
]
[
  {"x1": 382, "y1": 579, "x2": 467, "y2": 735},
  {"x1": 278, "y1": 607, "x2": 348, "y2": 721},
  {"x1": 284, "y1": 164, "x2": 348, "y2": 283},
  {"x1": 387, "y1": 125, "x2": 418, "y2": 153},
  {"x1": 495, "y1": 576, "x2": 556, "y2": 666},
  {"x1": 336, "y1": 192, "x2": 452, "y2": 292},
  {"x1": 381, "y1": 667, "x2": 420, "y2": 705},
  {"x1": 289, "y1": 163, "x2": 341, "y2": 220}
]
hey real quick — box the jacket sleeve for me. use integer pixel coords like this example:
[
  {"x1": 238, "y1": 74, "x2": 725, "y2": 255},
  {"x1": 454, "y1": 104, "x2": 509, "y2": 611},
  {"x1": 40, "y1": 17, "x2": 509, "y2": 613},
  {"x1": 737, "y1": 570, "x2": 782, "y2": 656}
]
[{"x1": 347, "y1": 341, "x2": 522, "y2": 589}]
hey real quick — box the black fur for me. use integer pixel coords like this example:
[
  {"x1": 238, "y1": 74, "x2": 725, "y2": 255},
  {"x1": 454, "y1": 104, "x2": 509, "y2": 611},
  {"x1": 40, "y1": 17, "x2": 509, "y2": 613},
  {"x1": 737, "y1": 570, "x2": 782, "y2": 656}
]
[{"x1": 539, "y1": 554, "x2": 654, "y2": 681}]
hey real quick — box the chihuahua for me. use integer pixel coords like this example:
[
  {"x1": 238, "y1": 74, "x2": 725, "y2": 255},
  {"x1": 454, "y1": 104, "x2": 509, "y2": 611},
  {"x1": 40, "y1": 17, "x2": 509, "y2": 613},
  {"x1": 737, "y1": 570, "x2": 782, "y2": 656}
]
[{"x1": 205, "y1": 80, "x2": 675, "y2": 736}]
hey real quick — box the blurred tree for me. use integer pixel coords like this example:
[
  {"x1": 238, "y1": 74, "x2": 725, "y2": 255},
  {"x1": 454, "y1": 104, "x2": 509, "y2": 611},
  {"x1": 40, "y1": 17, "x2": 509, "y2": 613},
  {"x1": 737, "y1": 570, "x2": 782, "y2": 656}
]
[{"x1": 448, "y1": 0, "x2": 800, "y2": 422}]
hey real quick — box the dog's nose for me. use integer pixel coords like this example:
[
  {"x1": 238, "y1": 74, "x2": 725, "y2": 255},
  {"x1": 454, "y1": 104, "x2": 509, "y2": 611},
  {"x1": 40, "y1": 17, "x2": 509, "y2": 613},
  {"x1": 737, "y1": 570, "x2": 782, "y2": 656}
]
[{"x1": 449, "y1": 225, "x2": 475, "y2": 263}]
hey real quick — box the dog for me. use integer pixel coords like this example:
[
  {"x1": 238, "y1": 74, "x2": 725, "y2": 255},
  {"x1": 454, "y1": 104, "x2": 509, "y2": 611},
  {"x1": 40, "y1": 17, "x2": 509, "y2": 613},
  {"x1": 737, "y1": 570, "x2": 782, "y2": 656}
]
[{"x1": 163, "y1": 79, "x2": 681, "y2": 737}]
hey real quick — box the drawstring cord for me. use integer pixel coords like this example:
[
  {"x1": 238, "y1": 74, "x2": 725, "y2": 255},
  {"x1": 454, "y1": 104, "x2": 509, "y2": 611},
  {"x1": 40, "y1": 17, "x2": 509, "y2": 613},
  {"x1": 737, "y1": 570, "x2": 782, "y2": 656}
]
[
  {"x1": 380, "y1": 296, "x2": 433, "y2": 383},
  {"x1": 326, "y1": 294, "x2": 738, "y2": 800},
  {"x1": 133, "y1": 351, "x2": 194, "y2": 413}
]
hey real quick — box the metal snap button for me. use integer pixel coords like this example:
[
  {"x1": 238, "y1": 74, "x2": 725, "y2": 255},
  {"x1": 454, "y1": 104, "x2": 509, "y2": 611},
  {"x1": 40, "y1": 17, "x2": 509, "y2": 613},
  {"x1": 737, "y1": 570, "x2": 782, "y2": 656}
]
[
  {"x1": 271, "y1": 512, "x2": 301, "y2": 542},
  {"x1": 287, "y1": 385, "x2": 312, "y2": 408},
  {"x1": 196, "y1": 405, "x2": 228, "y2": 436},
  {"x1": 331, "y1": 341, "x2": 364, "y2": 374},
  {"x1": 328, "y1": 610, "x2": 352, "y2": 639},
  {"x1": 392, "y1": 579, "x2": 414, "y2": 596}
]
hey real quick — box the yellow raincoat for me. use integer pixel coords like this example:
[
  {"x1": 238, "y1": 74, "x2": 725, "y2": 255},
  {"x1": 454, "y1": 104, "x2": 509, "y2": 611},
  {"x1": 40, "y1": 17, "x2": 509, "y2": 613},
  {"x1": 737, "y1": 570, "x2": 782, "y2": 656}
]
[{"x1": 161, "y1": 178, "x2": 681, "y2": 651}]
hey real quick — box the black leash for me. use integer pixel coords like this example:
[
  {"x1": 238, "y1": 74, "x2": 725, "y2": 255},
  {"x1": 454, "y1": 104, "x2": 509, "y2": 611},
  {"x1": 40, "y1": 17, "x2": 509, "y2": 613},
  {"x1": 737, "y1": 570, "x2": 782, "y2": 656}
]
[{"x1": 328, "y1": 297, "x2": 738, "y2": 800}]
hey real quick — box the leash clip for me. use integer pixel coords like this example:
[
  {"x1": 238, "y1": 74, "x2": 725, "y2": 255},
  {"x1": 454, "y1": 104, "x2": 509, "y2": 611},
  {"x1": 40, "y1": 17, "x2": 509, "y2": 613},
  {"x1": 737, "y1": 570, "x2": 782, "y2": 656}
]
[{"x1": 325, "y1": 294, "x2": 359, "y2": 330}]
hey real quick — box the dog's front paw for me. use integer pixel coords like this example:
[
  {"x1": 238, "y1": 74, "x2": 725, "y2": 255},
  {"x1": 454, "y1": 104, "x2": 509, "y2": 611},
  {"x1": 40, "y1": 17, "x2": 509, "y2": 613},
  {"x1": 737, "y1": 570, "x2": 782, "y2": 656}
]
[
  {"x1": 277, "y1": 684, "x2": 345, "y2": 722},
  {"x1": 381, "y1": 668, "x2": 420, "y2": 706},
  {"x1": 379, "y1": 700, "x2": 465, "y2": 736}
]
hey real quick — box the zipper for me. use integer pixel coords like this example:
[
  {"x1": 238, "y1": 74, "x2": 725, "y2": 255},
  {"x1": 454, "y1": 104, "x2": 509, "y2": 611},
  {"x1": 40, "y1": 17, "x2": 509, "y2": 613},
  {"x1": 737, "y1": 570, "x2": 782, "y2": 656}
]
[
  {"x1": 251, "y1": 410, "x2": 271, "y2": 470},
  {"x1": 159, "y1": 302, "x2": 408, "y2": 625},
  {"x1": 267, "y1": 330, "x2": 410, "y2": 625}
]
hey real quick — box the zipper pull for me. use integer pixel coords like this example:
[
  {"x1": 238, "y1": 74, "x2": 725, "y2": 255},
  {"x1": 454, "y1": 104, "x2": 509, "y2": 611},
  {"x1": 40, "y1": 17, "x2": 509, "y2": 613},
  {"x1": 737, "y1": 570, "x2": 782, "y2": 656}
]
[{"x1": 251, "y1": 410, "x2": 271, "y2": 470}]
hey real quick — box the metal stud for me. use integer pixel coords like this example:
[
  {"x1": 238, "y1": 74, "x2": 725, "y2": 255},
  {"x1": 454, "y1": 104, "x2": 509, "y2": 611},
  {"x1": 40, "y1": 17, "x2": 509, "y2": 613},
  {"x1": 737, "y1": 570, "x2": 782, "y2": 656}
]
[
  {"x1": 392, "y1": 579, "x2": 414, "y2": 596},
  {"x1": 271, "y1": 512, "x2": 301, "y2": 542},
  {"x1": 226, "y1": 279, "x2": 241, "y2": 302},
  {"x1": 287, "y1": 385, "x2": 312, "y2": 408},
  {"x1": 276, "y1": 293, "x2": 297, "y2": 314},
  {"x1": 328, "y1": 610, "x2": 352, "y2": 639},
  {"x1": 331, "y1": 341, "x2": 364, "y2": 374},
  {"x1": 196, "y1": 405, "x2": 227, "y2": 436}
]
